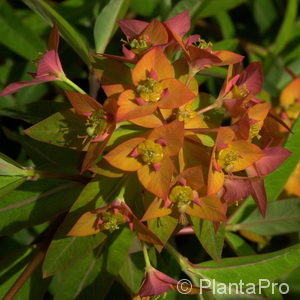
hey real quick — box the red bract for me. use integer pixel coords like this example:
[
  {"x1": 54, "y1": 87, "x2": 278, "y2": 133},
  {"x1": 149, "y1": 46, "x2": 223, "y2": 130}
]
[
  {"x1": 0, "y1": 24, "x2": 65, "y2": 97},
  {"x1": 100, "y1": 11, "x2": 191, "y2": 63}
]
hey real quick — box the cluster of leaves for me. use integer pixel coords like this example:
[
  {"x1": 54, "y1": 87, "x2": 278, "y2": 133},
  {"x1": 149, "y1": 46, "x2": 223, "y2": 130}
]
[{"x1": 1, "y1": 0, "x2": 300, "y2": 299}]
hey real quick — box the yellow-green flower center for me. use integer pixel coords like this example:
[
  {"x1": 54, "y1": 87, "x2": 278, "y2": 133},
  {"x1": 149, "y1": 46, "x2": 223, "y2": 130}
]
[
  {"x1": 177, "y1": 104, "x2": 197, "y2": 121},
  {"x1": 195, "y1": 38, "x2": 213, "y2": 50},
  {"x1": 137, "y1": 140, "x2": 164, "y2": 164},
  {"x1": 169, "y1": 185, "x2": 194, "y2": 211},
  {"x1": 284, "y1": 102, "x2": 300, "y2": 120},
  {"x1": 249, "y1": 122, "x2": 261, "y2": 139},
  {"x1": 218, "y1": 149, "x2": 239, "y2": 172},
  {"x1": 85, "y1": 109, "x2": 107, "y2": 138},
  {"x1": 129, "y1": 35, "x2": 151, "y2": 54},
  {"x1": 232, "y1": 85, "x2": 250, "y2": 99},
  {"x1": 101, "y1": 211, "x2": 126, "y2": 233},
  {"x1": 136, "y1": 77, "x2": 163, "y2": 103}
]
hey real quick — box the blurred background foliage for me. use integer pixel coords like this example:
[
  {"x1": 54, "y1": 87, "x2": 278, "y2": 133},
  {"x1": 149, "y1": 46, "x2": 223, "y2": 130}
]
[{"x1": 0, "y1": 0, "x2": 300, "y2": 299}]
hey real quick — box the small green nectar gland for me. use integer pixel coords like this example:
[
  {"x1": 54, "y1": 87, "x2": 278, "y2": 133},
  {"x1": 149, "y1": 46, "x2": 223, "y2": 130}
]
[
  {"x1": 137, "y1": 140, "x2": 164, "y2": 164},
  {"x1": 129, "y1": 35, "x2": 151, "y2": 54},
  {"x1": 169, "y1": 185, "x2": 194, "y2": 212},
  {"x1": 136, "y1": 77, "x2": 163, "y2": 103},
  {"x1": 85, "y1": 109, "x2": 107, "y2": 138},
  {"x1": 217, "y1": 149, "x2": 239, "y2": 172},
  {"x1": 177, "y1": 104, "x2": 197, "y2": 121},
  {"x1": 101, "y1": 211, "x2": 126, "y2": 233}
]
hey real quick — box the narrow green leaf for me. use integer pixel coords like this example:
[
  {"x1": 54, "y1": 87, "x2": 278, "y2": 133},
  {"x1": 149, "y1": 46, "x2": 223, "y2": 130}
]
[
  {"x1": 23, "y1": 0, "x2": 90, "y2": 65},
  {"x1": 189, "y1": 244, "x2": 300, "y2": 284},
  {"x1": 253, "y1": 0, "x2": 277, "y2": 34},
  {"x1": 230, "y1": 198, "x2": 300, "y2": 235},
  {"x1": 198, "y1": 0, "x2": 246, "y2": 18},
  {"x1": 215, "y1": 12, "x2": 235, "y2": 39},
  {"x1": 0, "y1": 153, "x2": 27, "y2": 176},
  {"x1": 0, "y1": 0, "x2": 45, "y2": 60},
  {"x1": 191, "y1": 217, "x2": 225, "y2": 262},
  {"x1": 213, "y1": 39, "x2": 238, "y2": 51},
  {"x1": 225, "y1": 232, "x2": 256, "y2": 256},
  {"x1": 271, "y1": 0, "x2": 298, "y2": 55},
  {"x1": 0, "y1": 248, "x2": 33, "y2": 297},
  {"x1": 0, "y1": 176, "x2": 26, "y2": 199},
  {"x1": 24, "y1": 109, "x2": 87, "y2": 150},
  {"x1": 131, "y1": 0, "x2": 158, "y2": 17},
  {"x1": 94, "y1": 0, "x2": 130, "y2": 53},
  {"x1": 0, "y1": 179, "x2": 83, "y2": 234},
  {"x1": 167, "y1": 0, "x2": 205, "y2": 19}
]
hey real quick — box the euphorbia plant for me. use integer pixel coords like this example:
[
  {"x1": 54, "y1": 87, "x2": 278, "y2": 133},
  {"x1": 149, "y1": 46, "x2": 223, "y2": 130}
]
[{"x1": 1, "y1": 4, "x2": 299, "y2": 300}]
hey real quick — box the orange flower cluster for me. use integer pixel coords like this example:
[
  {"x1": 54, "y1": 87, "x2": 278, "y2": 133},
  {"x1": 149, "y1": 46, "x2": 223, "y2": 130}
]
[{"x1": 67, "y1": 12, "x2": 291, "y2": 237}]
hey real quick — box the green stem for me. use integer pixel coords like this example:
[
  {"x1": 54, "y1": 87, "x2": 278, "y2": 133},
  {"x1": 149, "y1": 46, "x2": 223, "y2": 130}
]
[
  {"x1": 142, "y1": 242, "x2": 152, "y2": 270},
  {"x1": 61, "y1": 76, "x2": 87, "y2": 94},
  {"x1": 34, "y1": 170, "x2": 90, "y2": 184}
]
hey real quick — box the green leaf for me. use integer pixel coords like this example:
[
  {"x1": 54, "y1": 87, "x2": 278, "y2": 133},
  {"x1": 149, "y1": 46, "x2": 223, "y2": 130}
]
[
  {"x1": 271, "y1": 0, "x2": 298, "y2": 55},
  {"x1": 23, "y1": 0, "x2": 90, "y2": 65},
  {"x1": 14, "y1": 265, "x2": 51, "y2": 300},
  {"x1": 148, "y1": 215, "x2": 178, "y2": 251},
  {"x1": 0, "y1": 0, "x2": 45, "y2": 60},
  {"x1": 230, "y1": 198, "x2": 300, "y2": 235},
  {"x1": 0, "y1": 176, "x2": 26, "y2": 199},
  {"x1": 52, "y1": 227, "x2": 135, "y2": 299},
  {"x1": 191, "y1": 217, "x2": 225, "y2": 262},
  {"x1": 87, "y1": 227, "x2": 135, "y2": 299},
  {"x1": 3, "y1": 127, "x2": 83, "y2": 174},
  {"x1": 94, "y1": 0, "x2": 130, "y2": 53},
  {"x1": 167, "y1": 0, "x2": 205, "y2": 20},
  {"x1": 265, "y1": 117, "x2": 300, "y2": 202},
  {"x1": 119, "y1": 251, "x2": 144, "y2": 294},
  {"x1": 43, "y1": 176, "x2": 123, "y2": 276},
  {"x1": 253, "y1": 0, "x2": 277, "y2": 34},
  {"x1": 2, "y1": 100, "x2": 70, "y2": 124},
  {"x1": 215, "y1": 12, "x2": 235, "y2": 39},
  {"x1": 225, "y1": 232, "x2": 256, "y2": 256},
  {"x1": 43, "y1": 234, "x2": 107, "y2": 277},
  {"x1": 0, "y1": 248, "x2": 33, "y2": 297},
  {"x1": 24, "y1": 109, "x2": 87, "y2": 150},
  {"x1": 189, "y1": 243, "x2": 300, "y2": 285},
  {"x1": 0, "y1": 153, "x2": 27, "y2": 176},
  {"x1": 198, "y1": 0, "x2": 246, "y2": 18},
  {"x1": 131, "y1": 0, "x2": 158, "y2": 17},
  {"x1": 213, "y1": 39, "x2": 238, "y2": 51},
  {"x1": 0, "y1": 179, "x2": 83, "y2": 235},
  {"x1": 51, "y1": 246, "x2": 105, "y2": 300}
]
